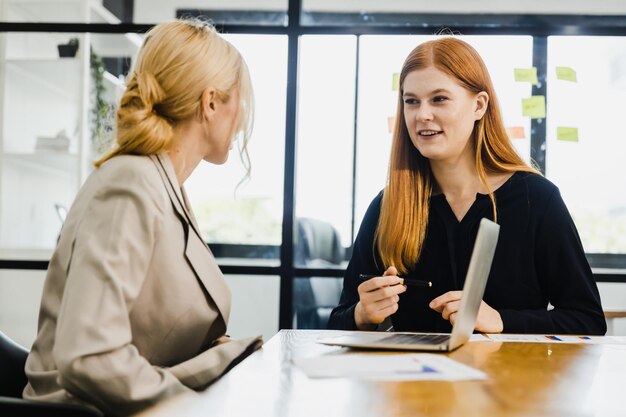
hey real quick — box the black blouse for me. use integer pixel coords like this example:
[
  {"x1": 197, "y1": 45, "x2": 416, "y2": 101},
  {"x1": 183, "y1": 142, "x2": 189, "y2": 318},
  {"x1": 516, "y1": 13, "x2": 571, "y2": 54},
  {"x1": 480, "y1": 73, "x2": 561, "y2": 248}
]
[{"x1": 328, "y1": 172, "x2": 606, "y2": 335}]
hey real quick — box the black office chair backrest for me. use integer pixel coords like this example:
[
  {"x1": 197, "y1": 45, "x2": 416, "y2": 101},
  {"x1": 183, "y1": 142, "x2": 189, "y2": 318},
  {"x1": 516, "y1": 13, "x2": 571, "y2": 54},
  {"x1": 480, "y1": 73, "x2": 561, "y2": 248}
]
[
  {"x1": 295, "y1": 217, "x2": 345, "y2": 266},
  {"x1": 0, "y1": 396, "x2": 105, "y2": 417},
  {"x1": 293, "y1": 218, "x2": 346, "y2": 329},
  {"x1": 0, "y1": 331, "x2": 29, "y2": 398},
  {"x1": 0, "y1": 331, "x2": 105, "y2": 416}
]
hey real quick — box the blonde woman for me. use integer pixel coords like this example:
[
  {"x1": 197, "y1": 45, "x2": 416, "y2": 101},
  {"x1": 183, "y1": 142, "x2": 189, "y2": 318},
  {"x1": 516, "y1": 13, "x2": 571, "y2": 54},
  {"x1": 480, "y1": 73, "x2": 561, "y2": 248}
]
[
  {"x1": 329, "y1": 38, "x2": 606, "y2": 336},
  {"x1": 23, "y1": 19, "x2": 260, "y2": 416}
]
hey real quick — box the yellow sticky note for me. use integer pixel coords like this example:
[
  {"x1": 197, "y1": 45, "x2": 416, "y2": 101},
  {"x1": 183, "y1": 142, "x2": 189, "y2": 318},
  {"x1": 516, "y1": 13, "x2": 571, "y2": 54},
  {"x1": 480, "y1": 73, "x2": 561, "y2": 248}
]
[
  {"x1": 506, "y1": 126, "x2": 526, "y2": 139},
  {"x1": 522, "y1": 96, "x2": 546, "y2": 119},
  {"x1": 392, "y1": 72, "x2": 399, "y2": 91},
  {"x1": 557, "y1": 127, "x2": 579, "y2": 142},
  {"x1": 514, "y1": 68, "x2": 538, "y2": 85},
  {"x1": 556, "y1": 67, "x2": 577, "y2": 82}
]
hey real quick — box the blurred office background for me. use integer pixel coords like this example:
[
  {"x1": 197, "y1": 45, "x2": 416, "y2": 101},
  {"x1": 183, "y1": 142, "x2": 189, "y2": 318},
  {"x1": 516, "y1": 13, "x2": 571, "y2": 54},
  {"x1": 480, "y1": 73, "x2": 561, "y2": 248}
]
[{"x1": 1, "y1": 0, "x2": 626, "y2": 347}]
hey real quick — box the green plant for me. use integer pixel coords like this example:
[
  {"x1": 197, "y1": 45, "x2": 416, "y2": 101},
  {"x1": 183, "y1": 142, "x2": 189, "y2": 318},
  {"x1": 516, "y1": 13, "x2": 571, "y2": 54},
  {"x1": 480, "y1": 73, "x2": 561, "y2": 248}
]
[
  {"x1": 68, "y1": 37, "x2": 79, "y2": 47},
  {"x1": 90, "y1": 49, "x2": 115, "y2": 153}
]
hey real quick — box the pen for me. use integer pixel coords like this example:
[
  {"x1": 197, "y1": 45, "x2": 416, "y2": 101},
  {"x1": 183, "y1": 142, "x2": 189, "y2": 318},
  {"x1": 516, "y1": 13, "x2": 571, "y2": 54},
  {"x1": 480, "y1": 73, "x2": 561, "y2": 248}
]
[{"x1": 358, "y1": 274, "x2": 432, "y2": 287}]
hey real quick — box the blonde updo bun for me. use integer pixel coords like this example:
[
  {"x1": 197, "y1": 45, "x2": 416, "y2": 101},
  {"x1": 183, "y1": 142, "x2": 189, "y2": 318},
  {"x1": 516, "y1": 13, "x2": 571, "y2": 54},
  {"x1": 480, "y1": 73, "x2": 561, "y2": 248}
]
[
  {"x1": 95, "y1": 19, "x2": 254, "y2": 170},
  {"x1": 108, "y1": 71, "x2": 173, "y2": 157}
]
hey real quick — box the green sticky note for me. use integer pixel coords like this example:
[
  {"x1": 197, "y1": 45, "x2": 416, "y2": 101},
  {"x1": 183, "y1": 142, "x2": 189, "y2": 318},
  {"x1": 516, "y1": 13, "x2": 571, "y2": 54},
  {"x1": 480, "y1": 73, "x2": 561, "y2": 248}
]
[
  {"x1": 557, "y1": 127, "x2": 579, "y2": 142},
  {"x1": 522, "y1": 96, "x2": 546, "y2": 119},
  {"x1": 556, "y1": 67, "x2": 577, "y2": 82},
  {"x1": 392, "y1": 72, "x2": 399, "y2": 91},
  {"x1": 514, "y1": 67, "x2": 538, "y2": 85}
]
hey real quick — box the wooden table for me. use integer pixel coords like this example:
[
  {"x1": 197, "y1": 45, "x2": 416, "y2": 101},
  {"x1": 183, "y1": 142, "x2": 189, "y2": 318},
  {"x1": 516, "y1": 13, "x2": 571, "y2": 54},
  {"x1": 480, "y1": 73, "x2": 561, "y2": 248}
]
[{"x1": 137, "y1": 330, "x2": 626, "y2": 417}]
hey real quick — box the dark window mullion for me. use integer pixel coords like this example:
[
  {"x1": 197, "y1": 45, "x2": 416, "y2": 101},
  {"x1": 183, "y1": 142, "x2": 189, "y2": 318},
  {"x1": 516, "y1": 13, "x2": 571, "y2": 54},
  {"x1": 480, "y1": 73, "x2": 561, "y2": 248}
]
[
  {"x1": 530, "y1": 36, "x2": 548, "y2": 174},
  {"x1": 278, "y1": 0, "x2": 302, "y2": 330}
]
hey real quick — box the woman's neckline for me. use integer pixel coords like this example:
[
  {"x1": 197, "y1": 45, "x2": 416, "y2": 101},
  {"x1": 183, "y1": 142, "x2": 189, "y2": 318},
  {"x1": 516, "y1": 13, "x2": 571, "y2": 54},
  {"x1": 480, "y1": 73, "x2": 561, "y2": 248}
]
[{"x1": 431, "y1": 171, "x2": 524, "y2": 200}]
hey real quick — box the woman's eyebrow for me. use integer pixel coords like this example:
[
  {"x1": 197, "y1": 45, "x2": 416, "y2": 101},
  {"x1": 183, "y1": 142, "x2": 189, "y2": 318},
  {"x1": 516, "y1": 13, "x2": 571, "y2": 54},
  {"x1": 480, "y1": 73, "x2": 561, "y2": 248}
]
[{"x1": 403, "y1": 88, "x2": 452, "y2": 98}]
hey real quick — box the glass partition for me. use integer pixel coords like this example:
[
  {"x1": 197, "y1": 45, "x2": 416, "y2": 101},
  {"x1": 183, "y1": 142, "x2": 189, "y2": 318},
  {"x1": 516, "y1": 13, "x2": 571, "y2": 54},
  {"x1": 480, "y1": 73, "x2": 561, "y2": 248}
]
[
  {"x1": 547, "y1": 36, "x2": 626, "y2": 254},
  {"x1": 293, "y1": 276, "x2": 342, "y2": 329},
  {"x1": 225, "y1": 274, "x2": 280, "y2": 341},
  {"x1": 300, "y1": 0, "x2": 622, "y2": 26},
  {"x1": 295, "y1": 35, "x2": 356, "y2": 266},
  {"x1": 185, "y1": 35, "x2": 288, "y2": 264},
  {"x1": 137, "y1": 0, "x2": 288, "y2": 25}
]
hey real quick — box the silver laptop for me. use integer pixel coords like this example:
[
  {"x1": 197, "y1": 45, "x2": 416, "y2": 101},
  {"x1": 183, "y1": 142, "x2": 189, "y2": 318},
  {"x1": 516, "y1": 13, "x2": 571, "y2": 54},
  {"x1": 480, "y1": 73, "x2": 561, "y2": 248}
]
[{"x1": 318, "y1": 218, "x2": 500, "y2": 352}]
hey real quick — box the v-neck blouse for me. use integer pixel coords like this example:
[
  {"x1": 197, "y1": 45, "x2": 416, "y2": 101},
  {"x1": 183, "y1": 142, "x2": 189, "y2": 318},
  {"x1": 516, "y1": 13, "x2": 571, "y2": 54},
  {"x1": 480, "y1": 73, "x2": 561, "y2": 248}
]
[{"x1": 328, "y1": 172, "x2": 606, "y2": 335}]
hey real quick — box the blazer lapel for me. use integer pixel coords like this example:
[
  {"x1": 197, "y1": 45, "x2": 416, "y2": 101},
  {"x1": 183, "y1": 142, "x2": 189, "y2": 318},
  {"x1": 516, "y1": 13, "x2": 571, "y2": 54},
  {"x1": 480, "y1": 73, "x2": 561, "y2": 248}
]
[
  {"x1": 180, "y1": 187, "x2": 202, "y2": 235},
  {"x1": 151, "y1": 154, "x2": 231, "y2": 324},
  {"x1": 152, "y1": 154, "x2": 204, "y2": 241}
]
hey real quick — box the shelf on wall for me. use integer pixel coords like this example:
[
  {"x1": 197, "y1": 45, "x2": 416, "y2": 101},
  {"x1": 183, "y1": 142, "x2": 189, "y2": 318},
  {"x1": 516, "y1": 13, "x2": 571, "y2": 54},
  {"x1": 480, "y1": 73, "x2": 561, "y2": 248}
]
[
  {"x1": 103, "y1": 69, "x2": 125, "y2": 88},
  {"x1": 3, "y1": 152, "x2": 78, "y2": 175},
  {"x1": 5, "y1": 58, "x2": 82, "y2": 101}
]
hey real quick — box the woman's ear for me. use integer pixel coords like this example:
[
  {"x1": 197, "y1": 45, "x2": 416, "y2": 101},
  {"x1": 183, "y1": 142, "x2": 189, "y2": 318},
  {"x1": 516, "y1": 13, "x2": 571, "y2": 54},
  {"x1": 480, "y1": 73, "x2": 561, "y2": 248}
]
[
  {"x1": 201, "y1": 87, "x2": 218, "y2": 121},
  {"x1": 474, "y1": 91, "x2": 489, "y2": 121}
]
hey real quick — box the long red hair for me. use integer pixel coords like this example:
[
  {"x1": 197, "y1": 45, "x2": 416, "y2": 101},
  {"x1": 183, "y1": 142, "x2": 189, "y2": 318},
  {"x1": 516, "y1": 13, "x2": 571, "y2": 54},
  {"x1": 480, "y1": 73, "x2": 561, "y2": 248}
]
[{"x1": 375, "y1": 37, "x2": 539, "y2": 274}]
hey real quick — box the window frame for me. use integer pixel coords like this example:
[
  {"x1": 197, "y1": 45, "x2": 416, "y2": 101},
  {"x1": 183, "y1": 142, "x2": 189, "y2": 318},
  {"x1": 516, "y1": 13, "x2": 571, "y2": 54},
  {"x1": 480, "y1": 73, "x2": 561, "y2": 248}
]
[{"x1": 1, "y1": 1, "x2": 626, "y2": 330}]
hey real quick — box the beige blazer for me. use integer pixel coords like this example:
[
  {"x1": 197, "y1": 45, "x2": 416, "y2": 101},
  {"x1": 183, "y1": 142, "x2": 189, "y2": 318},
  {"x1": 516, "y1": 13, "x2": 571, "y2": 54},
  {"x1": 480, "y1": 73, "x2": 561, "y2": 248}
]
[{"x1": 23, "y1": 154, "x2": 262, "y2": 416}]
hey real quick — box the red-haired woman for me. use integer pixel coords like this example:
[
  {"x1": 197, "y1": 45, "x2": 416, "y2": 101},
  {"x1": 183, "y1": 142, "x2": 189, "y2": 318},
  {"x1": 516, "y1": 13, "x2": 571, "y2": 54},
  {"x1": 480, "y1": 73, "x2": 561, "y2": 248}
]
[{"x1": 329, "y1": 37, "x2": 606, "y2": 335}]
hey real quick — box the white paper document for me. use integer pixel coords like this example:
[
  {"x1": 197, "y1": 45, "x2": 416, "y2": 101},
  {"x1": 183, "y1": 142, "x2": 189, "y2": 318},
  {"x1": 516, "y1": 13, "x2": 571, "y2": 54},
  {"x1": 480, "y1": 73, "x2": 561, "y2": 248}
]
[
  {"x1": 470, "y1": 334, "x2": 489, "y2": 342},
  {"x1": 484, "y1": 334, "x2": 626, "y2": 344},
  {"x1": 293, "y1": 353, "x2": 487, "y2": 381}
]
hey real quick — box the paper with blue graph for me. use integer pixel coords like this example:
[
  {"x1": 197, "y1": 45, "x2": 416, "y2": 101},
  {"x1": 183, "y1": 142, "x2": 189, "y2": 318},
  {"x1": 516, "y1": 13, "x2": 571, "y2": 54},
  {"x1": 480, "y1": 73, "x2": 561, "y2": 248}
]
[
  {"x1": 293, "y1": 353, "x2": 486, "y2": 381},
  {"x1": 484, "y1": 334, "x2": 626, "y2": 344}
]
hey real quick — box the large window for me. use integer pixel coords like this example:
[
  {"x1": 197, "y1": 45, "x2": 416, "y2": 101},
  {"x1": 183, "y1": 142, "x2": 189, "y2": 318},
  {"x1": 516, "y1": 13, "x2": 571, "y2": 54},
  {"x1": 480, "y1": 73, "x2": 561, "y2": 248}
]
[
  {"x1": 140, "y1": 0, "x2": 289, "y2": 26},
  {"x1": 292, "y1": 34, "x2": 534, "y2": 328},
  {"x1": 185, "y1": 35, "x2": 288, "y2": 264},
  {"x1": 294, "y1": 34, "x2": 533, "y2": 260},
  {"x1": 1, "y1": 1, "x2": 625, "y2": 335},
  {"x1": 547, "y1": 36, "x2": 626, "y2": 254},
  {"x1": 295, "y1": 35, "x2": 356, "y2": 254}
]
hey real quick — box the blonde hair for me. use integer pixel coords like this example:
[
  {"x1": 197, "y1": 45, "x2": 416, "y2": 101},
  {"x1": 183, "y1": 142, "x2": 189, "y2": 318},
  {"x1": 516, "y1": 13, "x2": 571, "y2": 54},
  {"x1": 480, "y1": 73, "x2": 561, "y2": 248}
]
[
  {"x1": 94, "y1": 19, "x2": 254, "y2": 177},
  {"x1": 376, "y1": 37, "x2": 539, "y2": 275}
]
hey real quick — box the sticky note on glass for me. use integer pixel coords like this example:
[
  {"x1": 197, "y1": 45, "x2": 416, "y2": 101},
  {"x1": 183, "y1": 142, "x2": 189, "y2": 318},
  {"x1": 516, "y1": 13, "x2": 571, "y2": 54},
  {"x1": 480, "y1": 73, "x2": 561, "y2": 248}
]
[
  {"x1": 514, "y1": 68, "x2": 538, "y2": 85},
  {"x1": 556, "y1": 67, "x2": 577, "y2": 82},
  {"x1": 506, "y1": 126, "x2": 526, "y2": 139},
  {"x1": 387, "y1": 116, "x2": 396, "y2": 133},
  {"x1": 392, "y1": 73, "x2": 400, "y2": 91},
  {"x1": 522, "y1": 96, "x2": 546, "y2": 119},
  {"x1": 557, "y1": 127, "x2": 579, "y2": 142}
]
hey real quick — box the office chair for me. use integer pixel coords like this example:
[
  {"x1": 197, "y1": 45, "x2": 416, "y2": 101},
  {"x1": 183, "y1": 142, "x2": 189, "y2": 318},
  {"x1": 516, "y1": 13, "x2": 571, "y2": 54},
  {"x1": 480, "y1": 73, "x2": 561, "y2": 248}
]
[
  {"x1": 293, "y1": 218, "x2": 345, "y2": 329},
  {"x1": 0, "y1": 330, "x2": 28, "y2": 398},
  {"x1": 0, "y1": 331, "x2": 103, "y2": 417},
  {"x1": 295, "y1": 217, "x2": 344, "y2": 266}
]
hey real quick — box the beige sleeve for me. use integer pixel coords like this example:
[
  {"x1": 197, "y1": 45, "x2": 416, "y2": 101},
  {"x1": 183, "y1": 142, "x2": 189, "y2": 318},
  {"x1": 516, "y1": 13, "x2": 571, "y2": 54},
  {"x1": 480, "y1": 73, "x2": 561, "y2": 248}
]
[
  {"x1": 52, "y1": 165, "x2": 192, "y2": 417},
  {"x1": 167, "y1": 335, "x2": 262, "y2": 390}
]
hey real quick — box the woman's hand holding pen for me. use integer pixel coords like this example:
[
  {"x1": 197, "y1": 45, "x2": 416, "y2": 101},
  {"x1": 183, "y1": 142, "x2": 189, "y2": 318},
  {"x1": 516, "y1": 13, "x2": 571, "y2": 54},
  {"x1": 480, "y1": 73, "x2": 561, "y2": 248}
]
[
  {"x1": 429, "y1": 291, "x2": 503, "y2": 333},
  {"x1": 354, "y1": 266, "x2": 407, "y2": 330}
]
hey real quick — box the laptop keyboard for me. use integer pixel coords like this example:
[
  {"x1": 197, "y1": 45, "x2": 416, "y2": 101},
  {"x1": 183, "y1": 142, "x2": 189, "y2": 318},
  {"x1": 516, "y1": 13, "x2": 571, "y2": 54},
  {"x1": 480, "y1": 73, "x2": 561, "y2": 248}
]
[{"x1": 377, "y1": 334, "x2": 451, "y2": 345}]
